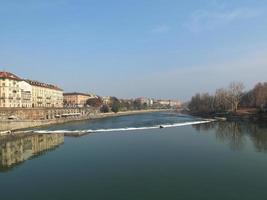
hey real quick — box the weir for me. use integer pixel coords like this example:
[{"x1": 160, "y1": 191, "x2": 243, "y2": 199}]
[{"x1": 30, "y1": 120, "x2": 213, "y2": 135}]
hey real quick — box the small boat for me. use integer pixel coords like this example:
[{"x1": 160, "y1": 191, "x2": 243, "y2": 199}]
[{"x1": 159, "y1": 125, "x2": 164, "y2": 129}]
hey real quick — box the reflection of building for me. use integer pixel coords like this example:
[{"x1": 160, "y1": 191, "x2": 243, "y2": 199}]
[
  {"x1": 0, "y1": 133, "x2": 64, "y2": 168},
  {"x1": 0, "y1": 71, "x2": 63, "y2": 108},
  {"x1": 63, "y1": 92, "x2": 96, "y2": 107}
]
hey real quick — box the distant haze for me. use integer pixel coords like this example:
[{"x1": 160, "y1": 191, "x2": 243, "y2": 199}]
[{"x1": 1, "y1": 0, "x2": 267, "y2": 101}]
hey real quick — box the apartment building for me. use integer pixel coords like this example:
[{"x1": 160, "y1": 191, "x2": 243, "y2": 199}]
[
  {"x1": 0, "y1": 71, "x2": 63, "y2": 108},
  {"x1": 63, "y1": 92, "x2": 95, "y2": 107}
]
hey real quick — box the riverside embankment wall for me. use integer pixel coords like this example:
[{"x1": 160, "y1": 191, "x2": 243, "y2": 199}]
[{"x1": 0, "y1": 107, "x2": 99, "y2": 131}]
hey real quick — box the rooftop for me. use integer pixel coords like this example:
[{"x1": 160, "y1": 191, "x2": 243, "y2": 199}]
[
  {"x1": 0, "y1": 71, "x2": 21, "y2": 81},
  {"x1": 63, "y1": 92, "x2": 92, "y2": 97},
  {"x1": 25, "y1": 79, "x2": 63, "y2": 91}
]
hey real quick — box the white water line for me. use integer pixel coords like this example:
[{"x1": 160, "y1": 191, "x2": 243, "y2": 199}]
[{"x1": 32, "y1": 120, "x2": 213, "y2": 134}]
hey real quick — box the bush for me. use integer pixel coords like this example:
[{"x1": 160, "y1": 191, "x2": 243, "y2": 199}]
[{"x1": 100, "y1": 105, "x2": 110, "y2": 113}]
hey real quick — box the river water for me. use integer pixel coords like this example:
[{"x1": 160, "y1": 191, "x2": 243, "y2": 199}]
[{"x1": 1, "y1": 112, "x2": 267, "y2": 199}]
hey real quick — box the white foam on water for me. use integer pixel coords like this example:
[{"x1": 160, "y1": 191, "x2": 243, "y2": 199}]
[{"x1": 32, "y1": 120, "x2": 212, "y2": 134}]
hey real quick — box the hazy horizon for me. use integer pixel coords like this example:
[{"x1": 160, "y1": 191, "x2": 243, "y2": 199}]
[{"x1": 1, "y1": 0, "x2": 267, "y2": 101}]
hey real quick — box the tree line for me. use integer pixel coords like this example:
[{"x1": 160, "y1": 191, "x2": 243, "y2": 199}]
[
  {"x1": 85, "y1": 96, "x2": 151, "y2": 113},
  {"x1": 188, "y1": 81, "x2": 267, "y2": 114}
]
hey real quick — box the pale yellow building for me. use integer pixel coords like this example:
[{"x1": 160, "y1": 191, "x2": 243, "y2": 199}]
[
  {"x1": 18, "y1": 81, "x2": 32, "y2": 108},
  {"x1": 0, "y1": 71, "x2": 63, "y2": 108},
  {"x1": 26, "y1": 80, "x2": 63, "y2": 108},
  {"x1": 0, "y1": 72, "x2": 22, "y2": 108}
]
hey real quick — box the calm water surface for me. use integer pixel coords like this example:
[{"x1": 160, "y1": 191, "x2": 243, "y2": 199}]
[{"x1": 1, "y1": 112, "x2": 267, "y2": 200}]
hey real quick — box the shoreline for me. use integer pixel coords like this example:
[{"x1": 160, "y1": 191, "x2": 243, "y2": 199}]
[
  {"x1": 0, "y1": 109, "x2": 171, "y2": 136},
  {"x1": 183, "y1": 110, "x2": 267, "y2": 122}
]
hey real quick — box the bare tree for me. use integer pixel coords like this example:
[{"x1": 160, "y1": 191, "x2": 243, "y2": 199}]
[
  {"x1": 188, "y1": 93, "x2": 214, "y2": 113},
  {"x1": 188, "y1": 81, "x2": 246, "y2": 114},
  {"x1": 227, "y1": 81, "x2": 244, "y2": 112},
  {"x1": 253, "y1": 82, "x2": 267, "y2": 108},
  {"x1": 214, "y1": 88, "x2": 231, "y2": 112}
]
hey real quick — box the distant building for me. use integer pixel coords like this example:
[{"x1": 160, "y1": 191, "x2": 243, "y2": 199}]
[
  {"x1": 135, "y1": 97, "x2": 154, "y2": 107},
  {"x1": 156, "y1": 99, "x2": 181, "y2": 108},
  {"x1": 63, "y1": 92, "x2": 95, "y2": 107},
  {"x1": 102, "y1": 96, "x2": 112, "y2": 105},
  {"x1": 169, "y1": 100, "x2": 181, "y2": 108},
  {"x1": 0, "y1": 71, "x2": 63, "y2": 108},
  {"x1": 148, "y1": 98, "x2": 154, "y2": 106}
]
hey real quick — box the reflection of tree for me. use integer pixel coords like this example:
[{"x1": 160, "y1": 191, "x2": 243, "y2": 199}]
[
  {"x1": 192, "y1": 122, "x2": 217, "y2": 132},
  {"x1": 193, "y1": 121, "x2": 267, "y2": 152},
  {"x1": 193, "y1": 121, "x2": 244, "y2": 151},
  {"x1": 216, "y1": 122, "x2": 244, "y2": 151},
  {"x1": 246, "y1": 123, "x2": 267, "y2": 152}
]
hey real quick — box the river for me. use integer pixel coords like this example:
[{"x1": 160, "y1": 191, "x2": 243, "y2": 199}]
[{"x1": 1, "y1": 112, "x2": 267, "y2": 199}]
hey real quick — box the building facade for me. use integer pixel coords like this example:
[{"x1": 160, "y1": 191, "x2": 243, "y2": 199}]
[
  {"x1": 18, "y1": 81, "x2": 32, "y2": 108},
  {"x1": 156, "y1": 100, "x2": 181, "y2": 108},
  {"x1": 135, "y1": 97, "x2": 154, "y2": 107},
  {"x1": 0, "y1": 71, "x2": 63, "y2": 108},
  {"x1": 63, "y1": 92, "x2": 95, "y2": 107},
  {"x1": 0, "y1": 72, "x2": 21, "y2": 108},
  {"x1": 102, "y1": 96, "x2": 112, "y2": 105},
  {"x1": 26, "y1": 80, "x2": 63, "y2": 108}
]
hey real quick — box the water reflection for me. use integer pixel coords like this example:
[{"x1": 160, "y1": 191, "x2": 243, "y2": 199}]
[
  {"x1": 193, "y1": 121, "x2": 267, "y2": 152},
  {"x1": 246, "y1": 123, "x2": 267, "y2": 152},
  {"x1": 0, "y1": 133, "x2": 64, "y2": 171}
]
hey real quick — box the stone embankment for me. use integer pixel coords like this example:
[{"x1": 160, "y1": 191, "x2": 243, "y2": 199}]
[{"x1": 0, "y1": 108, "x2": 167, "y2": 132}]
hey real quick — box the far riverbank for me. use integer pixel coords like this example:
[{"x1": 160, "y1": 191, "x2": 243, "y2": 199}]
[{"x1": 183, "y1": 108, "x2": 267, "y2": 122}]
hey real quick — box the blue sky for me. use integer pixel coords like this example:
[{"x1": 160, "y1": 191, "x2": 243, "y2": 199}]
[{"x1": 1, "y1": 0, "x2": 267, "y2": 100}]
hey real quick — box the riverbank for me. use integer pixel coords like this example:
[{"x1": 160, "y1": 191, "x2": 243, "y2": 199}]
[
  {"x1": 184, "y1": 108, "x2": 267, "y2": 122},
  {"x1": 0, "y1": 109, "x2": 170, "y2": 135}
]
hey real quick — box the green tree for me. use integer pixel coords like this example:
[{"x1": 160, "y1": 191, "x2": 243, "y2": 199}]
[
  {"x1": 111, "y1": 101, "x2": 120, "y2": 113},
  {"x1": 133, "y1": 100, "x2": 142, "y2": 110},
  {"x1": 107, "y1": 97, "x2": 121, "y2": 113}
]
